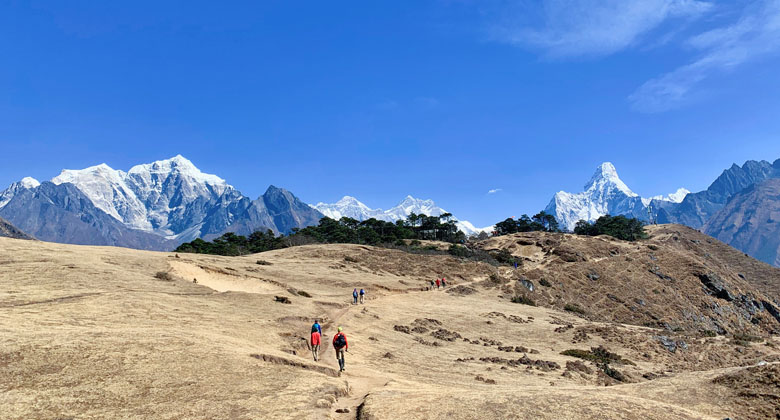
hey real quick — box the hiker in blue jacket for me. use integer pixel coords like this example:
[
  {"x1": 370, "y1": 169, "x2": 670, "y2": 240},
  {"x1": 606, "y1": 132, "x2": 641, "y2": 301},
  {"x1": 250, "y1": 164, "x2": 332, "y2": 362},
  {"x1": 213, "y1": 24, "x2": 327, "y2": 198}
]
[
  {"x1": 359, "y1": 288, "x2": 366, "y2": 304},
  {"x1": 352, "y1": 288, "x2": 358, "y2": 305}
]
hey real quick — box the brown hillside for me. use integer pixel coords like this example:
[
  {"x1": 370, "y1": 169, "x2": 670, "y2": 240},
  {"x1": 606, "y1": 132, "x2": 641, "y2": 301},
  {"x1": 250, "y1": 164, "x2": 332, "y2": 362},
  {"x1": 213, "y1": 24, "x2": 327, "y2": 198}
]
[
  {"x1": 475, "y1": 224, "x2": 780, "y2": 337},
  {"x1": 1, "y1": 235, "x2": 779, "y2": 419}
]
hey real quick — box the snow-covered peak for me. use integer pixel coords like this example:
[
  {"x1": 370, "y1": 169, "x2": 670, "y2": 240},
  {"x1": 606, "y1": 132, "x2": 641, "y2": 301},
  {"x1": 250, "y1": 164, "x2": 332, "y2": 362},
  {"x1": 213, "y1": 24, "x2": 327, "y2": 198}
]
[
  {"x1": 663, "y1": 188, "x2": 690, "y2": 203},
  {"x1": 0, "y1": 177, "x2": 42, "y2": 209},
  {"x1": 584, "y1": 162, "x2": 637, "y2": 197},
  {"x1": 546, "y1": 162, "x2": 690, "y2": 231},
  {"x1": 19, "y1": 177, "x2": 40, "y2": 189},
  {"x1": 52, "y1": 163, "x2": 126, "y2": 187},
  {"x1": 128, "y1": 155, "x2": 229, "y2": 190},
  {"x1": 315, "y1": 194, "x2": 489, "y2": 235}
]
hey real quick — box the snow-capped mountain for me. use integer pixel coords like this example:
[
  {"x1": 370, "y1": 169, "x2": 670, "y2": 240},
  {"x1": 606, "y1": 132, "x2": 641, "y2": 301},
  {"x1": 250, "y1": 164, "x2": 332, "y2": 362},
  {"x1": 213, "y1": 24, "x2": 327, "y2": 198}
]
[
  {"x1": 0, "y1": 156, "x2": 323, "y2": 249},
  {"x1": 0, "y1": 177, "x2": 40, "y2": 209},
  {"x1": 545, "y1": 162, "x2": 688, "y2": 231},
  {"x1": 314, "y1": 195, "x2": 489, "y2": 235},
  {"x1": 49, "y1": 155, "x2": 231, "y2": 235}
]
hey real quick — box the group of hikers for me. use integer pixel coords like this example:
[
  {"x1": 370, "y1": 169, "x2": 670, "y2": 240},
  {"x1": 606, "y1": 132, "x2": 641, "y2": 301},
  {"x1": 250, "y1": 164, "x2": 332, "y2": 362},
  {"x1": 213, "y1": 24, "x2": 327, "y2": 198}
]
[
  {"x1": 309, "y1": 319, "x2": 348, "y2": 372},
  {"x1": 429, "y1": 277, "x2": 447, "y2": 290},
  {"x1": 308, "y1": 279, "x2": 447, "y2": 373},
  {"x1": 352, "y1": 288, "x2": 366, "y2": 304}
]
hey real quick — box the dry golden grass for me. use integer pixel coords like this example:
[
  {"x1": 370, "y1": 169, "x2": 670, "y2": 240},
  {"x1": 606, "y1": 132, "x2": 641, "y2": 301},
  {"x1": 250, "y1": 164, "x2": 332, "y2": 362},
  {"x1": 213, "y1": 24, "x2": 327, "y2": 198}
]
[{"x1": 1, "y1": 233, "x2": 778, "y2": 419}]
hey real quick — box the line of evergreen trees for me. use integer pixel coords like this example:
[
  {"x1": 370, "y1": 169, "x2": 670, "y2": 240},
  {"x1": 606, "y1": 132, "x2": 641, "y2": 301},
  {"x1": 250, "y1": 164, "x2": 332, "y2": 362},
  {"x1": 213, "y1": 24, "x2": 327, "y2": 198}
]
[
  {"x1": 573, "y1": 215, "x2": 647, "y2": 241},
  {"x1": 174, "y1": 212, "x2": 466, "y2": 256},
  {"x1": 492, "y1": 211, "x2": 560, "y2": 236}
]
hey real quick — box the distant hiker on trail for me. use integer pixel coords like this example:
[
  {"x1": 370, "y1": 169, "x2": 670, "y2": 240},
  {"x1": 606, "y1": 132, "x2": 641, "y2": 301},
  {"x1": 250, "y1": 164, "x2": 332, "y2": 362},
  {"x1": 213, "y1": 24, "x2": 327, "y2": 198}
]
[
  {"x1": 359, "y1": 288, "x2": 365, "y2": 304},
  {"x1": 441, "y1": 278, "x2": 447, "y2": 288},
  {"x1": 430, "y1": 280, "x2": 435, "y2": 290},
  {"x1": 333, "y1": 327, "x2": 349, "y2": 372},
  {"x1": 352, "y1": 288, "x2": 358, "y2": 305},
  {"x1": 311, "y1": 329, "x2": 321, "y2": 361},
  {"x1": 436, "y1": 279, "x2": 440, "y2": 289}
]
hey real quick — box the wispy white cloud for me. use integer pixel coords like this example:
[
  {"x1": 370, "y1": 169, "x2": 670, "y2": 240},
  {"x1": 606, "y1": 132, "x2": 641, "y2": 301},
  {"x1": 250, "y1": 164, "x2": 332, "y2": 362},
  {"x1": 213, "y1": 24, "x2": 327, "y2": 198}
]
[
  {"x1": 492, "y1": 0, "x2": 712, "y2": 58},
  {"x1": 629, "y1": 0, "x2": 780, "y2": 112},
  {"x1": 488, "y1": 188, "x2": 502, "y2": 194}
]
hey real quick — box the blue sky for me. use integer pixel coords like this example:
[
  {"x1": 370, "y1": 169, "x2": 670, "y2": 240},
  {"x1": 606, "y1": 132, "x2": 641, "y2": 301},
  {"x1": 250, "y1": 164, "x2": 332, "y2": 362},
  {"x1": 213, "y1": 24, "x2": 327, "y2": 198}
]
[{"x1": 2, "y1": 0, "x2": 780, "y2": 226}]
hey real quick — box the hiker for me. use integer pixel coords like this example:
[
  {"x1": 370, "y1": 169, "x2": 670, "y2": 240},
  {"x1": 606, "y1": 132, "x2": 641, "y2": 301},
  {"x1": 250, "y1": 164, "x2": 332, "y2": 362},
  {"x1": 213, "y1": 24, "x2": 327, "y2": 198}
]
[
  {"x1": 359, "y1": 288, "x2": 365, "y2": 304},
  {"x1": 430, "y1": 280, "x2": 435, "y2": 290},
  {"x1": 311, "y1": 328, "x2": 321, "y2": 361},
  {"x1": 352, "y1": 288, "x2": 358, "y2": 305},
  {"x1": 441, "y1": 277, "x2": 447, "y2": 288},
  {"x1": 436, "y1": 278, "x2": 440, "y2": 289},
  {"x1": 333, "y1": 326, "x2": 349, "y2": 372}
]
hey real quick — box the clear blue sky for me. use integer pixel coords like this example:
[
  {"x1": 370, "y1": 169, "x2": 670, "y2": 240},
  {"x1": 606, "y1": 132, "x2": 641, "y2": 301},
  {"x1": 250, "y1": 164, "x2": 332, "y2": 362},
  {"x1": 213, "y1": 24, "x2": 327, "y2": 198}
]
[{"x1": 2, "y1": 1, "x2": 780, "y2": 227}]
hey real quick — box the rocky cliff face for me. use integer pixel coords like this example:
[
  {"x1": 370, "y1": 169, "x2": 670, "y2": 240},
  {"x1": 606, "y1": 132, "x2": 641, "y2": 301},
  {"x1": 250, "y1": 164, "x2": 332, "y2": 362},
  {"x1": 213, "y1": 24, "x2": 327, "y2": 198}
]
[
  {"x1": 704, "y1": 178, "x2": 780, "y2": 267},
  {"x1": 658, "y1": 159, "x2": 780, "y2": 228},
  {"x1": 0, "y1": 216, "x2": 33, "y2": 240}
]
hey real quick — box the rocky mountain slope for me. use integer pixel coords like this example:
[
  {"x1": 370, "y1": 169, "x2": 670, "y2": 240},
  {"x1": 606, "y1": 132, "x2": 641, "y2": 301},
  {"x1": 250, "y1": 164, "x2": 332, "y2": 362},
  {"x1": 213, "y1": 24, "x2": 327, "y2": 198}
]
[
  {"x1": 314, "y1": 195, "x2": 488, "y2": 235},
  {"x1": 545, "y1": 163, "x2": 687, "y2": 231},
  {"x1": 474, "y1": 224, "x2": 780, "y2": 337},
  {"x1": 704, "y1": 178, "x2": 780, "y2": 268},
  {"x1": 0, "y1": 216, "x2": 33, "y2": 240},
  {"x1": 1, "y1": 230, "x2": 778, "y2": 419},
  {"x1": 0, "y1": 156, "x2": 323, "y2": 249},
  {"x1": 658, "y1": 159, "x2": 780, "y2": 228}
]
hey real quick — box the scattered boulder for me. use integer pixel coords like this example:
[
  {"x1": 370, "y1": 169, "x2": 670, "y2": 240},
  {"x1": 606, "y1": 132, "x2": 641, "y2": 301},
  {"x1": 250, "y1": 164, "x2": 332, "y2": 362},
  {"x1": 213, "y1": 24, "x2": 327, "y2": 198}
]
[
  {"x1": 697, "y1": 273, "x2": 735, "y2": 301},
  {"x1": 274, "y1": 296, "x2": 291, "y2": 304},
  {"x1": 393, "y1": 325, "x2": 411, "y2": 334},
  {"x1": 655, "y1": 335, "x2": 688, "y2": 353}
]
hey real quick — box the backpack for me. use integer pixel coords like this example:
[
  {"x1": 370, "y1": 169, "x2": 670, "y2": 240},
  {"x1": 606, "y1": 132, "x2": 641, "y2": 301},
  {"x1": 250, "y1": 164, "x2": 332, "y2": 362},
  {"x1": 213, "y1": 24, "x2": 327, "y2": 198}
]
[
  {"x1": 334, "y1": 333, "x2": 346, "y2": 349},
  {"x1": 311, "y1": 324, "x2": 319, "y2": 333}
]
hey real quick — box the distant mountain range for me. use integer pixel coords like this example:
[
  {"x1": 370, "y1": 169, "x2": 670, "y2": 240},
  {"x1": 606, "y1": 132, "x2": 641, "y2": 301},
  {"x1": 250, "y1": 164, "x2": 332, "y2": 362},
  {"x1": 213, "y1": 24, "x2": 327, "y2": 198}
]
[
  {"x1": 548, "y1": 159, "x2": 780, "y2": 267},
  {"x1": 0, "y1": 156, "x2": 322, "y2": 250},
  {"x1": 313, "y1": 196, "x2": 490, "y2": 236},
  {"x1": 3, "y1": 154, "x2": 780, "y2": 267}
]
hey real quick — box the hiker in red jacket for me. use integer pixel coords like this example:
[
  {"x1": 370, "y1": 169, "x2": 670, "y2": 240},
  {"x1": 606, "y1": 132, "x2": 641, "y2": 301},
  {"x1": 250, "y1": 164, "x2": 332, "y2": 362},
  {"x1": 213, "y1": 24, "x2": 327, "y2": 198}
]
[
  {"x1": 441, "y1": 277, "x2": 447, "y2": 288},
  {"x1": 333, "y1": 327, "x2": 349, "y2": 372},
  {"x1": 310, "y1": 329, "x2": 321, "y2": 361},
  {"x1": 435, "y1": 278, "x2": 440, "y2": 289}
]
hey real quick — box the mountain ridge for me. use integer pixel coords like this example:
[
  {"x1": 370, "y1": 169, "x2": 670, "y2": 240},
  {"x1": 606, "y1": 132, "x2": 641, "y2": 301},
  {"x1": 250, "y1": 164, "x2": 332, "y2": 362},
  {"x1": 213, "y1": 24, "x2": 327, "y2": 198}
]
[{"x1": 314, "y1": 195, "x2": 490, "y2": 235}]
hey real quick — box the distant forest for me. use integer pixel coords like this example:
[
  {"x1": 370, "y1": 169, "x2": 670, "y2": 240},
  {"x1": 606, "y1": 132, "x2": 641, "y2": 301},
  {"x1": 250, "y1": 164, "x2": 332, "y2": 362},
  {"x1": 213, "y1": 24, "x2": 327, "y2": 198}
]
[
  {"x1": 175, "y1": 211, "x2": 647, "y2": 257},
  {"x1": 175, "y1": 212, "x2": 466, "y2": 256}
]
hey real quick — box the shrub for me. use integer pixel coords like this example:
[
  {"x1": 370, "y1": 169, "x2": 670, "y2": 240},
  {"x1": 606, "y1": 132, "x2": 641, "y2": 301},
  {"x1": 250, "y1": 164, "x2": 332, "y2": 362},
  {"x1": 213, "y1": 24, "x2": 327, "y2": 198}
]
[
  {"x1": 539, "y1": 278, "x2": 552, "y2": 287},
  {"x1": 574, "y1": 215, "x2": 648, "y2": 241},
  {"x1": 394, "y1": 239, "x2": 407, "y2": 247},
  {"x1": 511, "y1": 295, "x2": 536, "y2": 306},
  {"x1": 564, "y1": 303, "x2": 586, "y2": 315},
  {"x1": 561, "y1": 346, "x2": 633, "y2": 366},
  {"x1": 409, "y1": 239, "x2": 422, "y2": 246},
  {"x1": 297, "y1": 290, "x2": 312, "y2": 298},
  {"x1": 491, "y1": 249, "x2": 520, "y2": 266},
  {"x1": 154, "y1": 271, "x2": 173, "y2": 281},
  {"x1": 256, "y1": 260, "x2": 272, "y2": 265},
  {"x1": 344, "y1": 256, "x2": 359, "y2": 263},
  {"x1": 448, "y1": 244, "x2": 470, "y2": 257}
]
